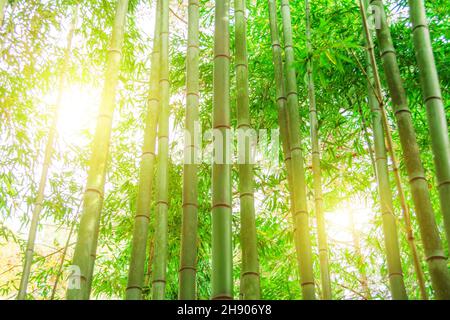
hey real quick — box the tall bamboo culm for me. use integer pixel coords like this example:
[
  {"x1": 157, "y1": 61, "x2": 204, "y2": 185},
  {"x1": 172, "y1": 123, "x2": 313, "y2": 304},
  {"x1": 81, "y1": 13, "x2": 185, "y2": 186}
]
[
  {"x1": 126, "y1": 0, "x2": 161, "y2": 300},
  {"x1": 17, "y1": 5, "x2": 78, "y2": 300},
  {"x1": 280, "y1": 0, "x2": 315, "y2": 300},
  {"x1": 305, "y1": 0, "x2": 331, "y2": 300},
  {"x1": 357, "y1": 104, "x2": 377, "y2": 178},
  {"x1": 369, "y1": 0, "x2": 450, "y2": 299},
  {"x1": 212, "y1": 0, "x2": 233, "y2": 300},
  {"x1": 360, "y1": 0, "x2": 408, "y2": 300},
  {"x1": 179, "y1": 0, "x2": 200, "y2": 300},
  {"x1": 67, "y1": 0, "x2": 129, "y2": 300},
  {"x1": 360, "y1": 0, "x2": 428, "y2": 300},
  {"x1": 267, "y1": 1, "x2": 296, "y2": 284},
  {"x1": 408, "y1": 0, "x2": 450, "y2": 246},
  {"x1": 381, "y1": 109, "x2": 428, "y2": 300},
  {"x1": 0, "y1": 0, "x2": 7, "y2": 27},
  {"x1": 50, "y1": 216, "x2": 77, "y2": 300},
  {"x1": 349, "y1": 209, "x2": 372, "y2": 300},
  {"x1": 152, "y1": 0, "x2": 170, "y2": 300},
  {"x1": 235, "y1": 0, "x2": 260, "y2": 300}
]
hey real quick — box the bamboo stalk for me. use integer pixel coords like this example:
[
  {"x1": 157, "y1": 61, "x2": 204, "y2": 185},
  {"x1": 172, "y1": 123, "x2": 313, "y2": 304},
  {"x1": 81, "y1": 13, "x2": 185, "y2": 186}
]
[
  {"x1": 67, "y1": 0, "x2": 129, "y2": 300},
  {"x1": 357, "y1": 104, "x2": 377, "y2": 177},
  {"x1": 179, "y1": 0, "x2": 200, "y2": 300},
  {"x1": 211, "y1": 0, "x2": 233, "y2": 300},
  {"x1": 50, "y1": 218, "x2": 77, "y2": 300},
  {"x1": 279, "y1": 0, "x2": 315, "y2": 300},
  {"x1": 407, "y1": 0, "x2": 450, "y2": 246},
  {"x1": 151, "y1": 0, "x2": 170, "y2": 301},
  {"x1": 235, "y1": 0, "x2": 261, "y2": 300},
  {"x1": 143, "y1": 237, "x2": 154, "y2": 299},
  {"x1": 126, "y1": 0, "x2": 161, "y2": 300},
  {"x1": 360, "y1": 0, "x2": 408, "y2": 300},
  {"x1": 267, "y1": 1, "x2": 295, "y2": 287},
  {"x1": 0, "y1": 0, "x2": 7, "y2": 27},
  {"x1": 369, "y1": 0, "x2": 450, "y2": 299},
  {"x1": 354, "y1": 1, "x2": 428, "y2": 299},
  {"x1": 380, "y1": 113, "x2": 428, "y2": 300},
  {"x1": 349, "y1": 208, "x2": 372, "y2": 300},
  {"x1": 305, "y1": 0, "x2": 331, "y2": 300},
  {"x1": 17, "y1": 5, "x2": 79, "y2": 300}
]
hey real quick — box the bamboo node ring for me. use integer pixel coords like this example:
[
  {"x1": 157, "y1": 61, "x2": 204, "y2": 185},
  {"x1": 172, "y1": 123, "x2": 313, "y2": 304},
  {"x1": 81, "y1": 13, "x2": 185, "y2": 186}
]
[
  {"x1": 179, "y1": 266, "x2": 197, "y2": 272},
  {"x1": 412, "y1": 23, "x2": 428, "y2": 33}
]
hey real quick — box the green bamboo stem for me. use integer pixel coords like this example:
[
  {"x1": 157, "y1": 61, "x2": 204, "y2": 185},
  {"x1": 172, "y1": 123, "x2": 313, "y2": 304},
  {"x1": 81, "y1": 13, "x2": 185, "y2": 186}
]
[
  {"x1": 363, "y1": 43, "x2": 428, "y2": 299},
  {"x1": 359, "y1": 0, "x2": 408, "y2": 300},
  {"x1": 151, "y1": 0, "x2": 170, "y2": 301},
  {"x1": 369, "y1": 0, "x2": 450, "y2": 299},
  {"x1": 17, "y1": 5, "x2": 78, "y2": 300},
  {"x1": 126, "y1": 0, "x2": 161, "y2": 300},
  {"x1": 67, "y1": 0, "x2": 129, "y2": 300},
  {"x1": 382, "y1": 124, "x2": 428, "y2": 300},
  {"x1": 179, "y1": 0, "x2": 200, "y2": 300},
  {"x1": 235, "y1": 0, "x2": 261, "y2": 300},
  {"x1": 358, "y1": 102, "x2": 424, "y2": 300},
  {"x1": 349, "y1": 209, "x2": 372, "y2": 300},
  {"x1": 279, "y1": 0, "x2": 315, "y2": 300},
  {"x1": 359, "y1": 0, "x2": 428, "y2": 300},
  {"x1": 357, "y1": 104, "x2": 377, "y2": 178},
  {"x1": 267, "y1": 0, "x2": 293, "y2": 194},
  {"x1": 408, "y1": 0, "x2": 450, "y2": 246},
  {"x1": 211, "y1": 0, "x2": 233, "y2": 300},
  {"x1": 0, "y1": 0, "x2": 7, "y2": 27},
  {"x1": 381, "y1": 114, "x2": 428, "y2": 300},
  {"x1": 268, "y1": 0, "x2": 310, "y2": 300},
  {"x1": 143, "y1": 237, "x2": 154, "y2": 299},
  {"x1": 305, "y1": 0, "x2": 331, "y2": 300},
  {"x1": 50, "y1": 217, "x2": 77, "y2": 300},
  {"x1": 267, "y1": 1, "x2": 295, "y2": 280}
]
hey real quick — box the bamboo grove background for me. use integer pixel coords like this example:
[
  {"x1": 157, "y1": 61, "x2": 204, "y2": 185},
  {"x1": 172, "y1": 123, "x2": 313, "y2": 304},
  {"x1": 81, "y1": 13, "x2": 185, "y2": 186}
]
[{"x1": 0, "y1": 0, "x2": 449, "y2": 300}]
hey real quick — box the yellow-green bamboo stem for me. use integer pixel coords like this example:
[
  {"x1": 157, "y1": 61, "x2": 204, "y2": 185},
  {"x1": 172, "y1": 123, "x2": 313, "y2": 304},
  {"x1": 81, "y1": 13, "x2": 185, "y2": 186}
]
[
  {"x1": 381, "y1": 114, "x2": 428, "y2": 300},
  {"x1": 408, "y1": 0, "x2": 450, "y2": 246},
  {"x1": 268, "y1": 0, "x2": 311, "y2": 301},
  {"x1": 126, "y1": 0, "x2": 161, "y2": 300},
  {"x1": 151, "y1": 0, "x2": 170, "y2": 301},
  {"x1": 211, "y1": 0, "x2": 233, "y2": 300},
  {"x1": 235, "y1": 0, "x2": 260, "y2": 300},
  {"x1": 50, "y1": 217, "x2": 77, "y2": 300},
  {"x1": 360, "y1": 0, "x2": 408, "y2": 300},
  {"x1": 143, "y1": 237, "x2": 154, "y2": 299},
  {"x1": 17, "y1": 5, "x2": 78, "y2": 300},
  {"x1": 67, "y1": 0, "x2": 129, "y2": 300},
  {"x1": 381, "y1": 90, "x2": 428, "y2": 300},
  {"x1": 349, "y1": 209, "x2": 372, "y2": 300},
  {"x1": 359, "y1": 0, "x2": 428, "y2": 299},
  {"x1": 0, "y1": 0, "x2": 7, "y2": 27},
  {"x1": 179, "y1": 0, "x2": 200, "y2": 300},
  {"x1": 267, "y1": 3, "x2": 296, "y2": 294},
  {"x1": 369, "y1": 0, "x2": 450, "y2": 299},
  {"x1": 305, "y1": 0, "x2": 331, "y2": 300},
  {"x1": 279, "y1": 0, "x2": 315, "y2": 300},
  {"x1": 357, "y1": 104, "x2": 377, "y2": 177}
]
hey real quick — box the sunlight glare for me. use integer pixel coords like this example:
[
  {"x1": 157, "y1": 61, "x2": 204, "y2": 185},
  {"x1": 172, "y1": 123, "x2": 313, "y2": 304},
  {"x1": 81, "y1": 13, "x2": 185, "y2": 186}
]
[
  {"x1": 54, "y1": 85, "x2": 100, "y2": 145},
  {"x1": 325, "y1": 198, "x2": 374, "y2": 244}
]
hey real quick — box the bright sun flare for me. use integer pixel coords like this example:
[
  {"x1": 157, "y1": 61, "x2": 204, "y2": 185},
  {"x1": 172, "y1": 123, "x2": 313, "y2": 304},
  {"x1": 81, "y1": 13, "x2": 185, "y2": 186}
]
[
  {"x1": 325, "y1": 199, "x2": 374, "y2": 244},
  {"x1": 47, "y1": 85, "x2": 100, "y2": 144}
]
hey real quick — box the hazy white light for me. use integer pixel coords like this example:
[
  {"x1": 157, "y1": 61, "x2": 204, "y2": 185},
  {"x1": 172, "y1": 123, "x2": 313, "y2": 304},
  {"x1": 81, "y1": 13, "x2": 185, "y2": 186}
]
[{"x1": 55, "y1": 85, "x2": 100, "y2": 145}]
